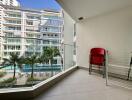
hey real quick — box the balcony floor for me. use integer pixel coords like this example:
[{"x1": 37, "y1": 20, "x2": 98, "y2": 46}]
[{"x1": 32, "y1": 69, "x2": 132, "y2": 100}]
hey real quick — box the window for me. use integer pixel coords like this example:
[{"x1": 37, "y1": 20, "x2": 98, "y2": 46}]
[
  {"x1": 26, "y1": 39, "x2": 34, "y2": 44},
  {"x1": 53, "y1": 59, "x2": 57, "y2": 64},
  {"x1": 5, "y1": 33, "x2": 13, "y2": 37},
  {"x1": 16, "y1": 46, "x2": 21, "y2": 50},
  {"x1": 44, "y1": 15, "x2": 60, "y2": 19},
  {"x1": 7, "y1": 20, "x2": 21, "y2": 24},
  {"x1": 43, "y1": 34, "x2": 46, "y2": 37},
  {"x1": 55, "y1": 34, "x2": 58, "y2": 37},
  {"x1": 8, "y1": 13, "x2": 21, "y2": 17},
  {"x1": 27, "y1": 16, "x2": 40, "y2": 19},
  {"x1": 7, "y1": 26, "x2": 21, "y2": 30},
  {"x1": 4, "y1": 52, "x2": 7, "y2": 56},
  {"x1": 27, "y1": 21, "x2": 33, "y2": 25},
  {"x1": 37, "y1": 40, "x2": 41, "y2": 44},
  {"x1": 26, "y1": 33, "x2": 34, "y2": 37},
  {"x1": 43, "y1": 46, "x2": 48, "y2": 50},
  {"x1": 45, "y1": 27, "x2": 48, "y2": 31},
  {"x1": 4, "y1": 45, "x2": 7, "y2": 50},
  {"x1": 37, "y1": 35, "x2": 40, "y2": 38},
  {"x1": 43, "y1": 40, "x2": 49, "y2": 44},
  {"x1": 10, "y1": 0, "x2": 13, "y2": 5}
]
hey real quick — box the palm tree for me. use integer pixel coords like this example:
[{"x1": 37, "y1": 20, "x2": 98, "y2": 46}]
[
  {"x1": 25, "y1": 55, "x2": 37, "y2": 78},
  {"x1": 17, "y1": 56, "x2": 25, "y2": 71},
  {"x1": 42, "y1": 47, "x2": 60, "y2": 76},
  {"x1": 38, "y1": 55, "x2": 49, "y2": 65},
  {"x1": 37, "y1": 56, "x2": 43, "y2": 64},
  {"x1": 2, "y1": 53, "x2": 23, "y2": 78}
]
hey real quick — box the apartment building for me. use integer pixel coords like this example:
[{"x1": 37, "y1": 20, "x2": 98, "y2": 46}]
[
  {"x1": 0, "y1": 5, "x2": 63, "y2": 64},
  {"x1": 40, "y1": 10, "x2": 63, "y2": 64},
  {"x1": 0, "y1": 0, "x2": 20, "y2": 6}
]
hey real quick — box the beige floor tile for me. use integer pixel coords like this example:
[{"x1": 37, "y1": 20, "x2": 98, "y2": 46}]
[{"x1": 33, "y1": 69, "x2": 132, "y2": 100}]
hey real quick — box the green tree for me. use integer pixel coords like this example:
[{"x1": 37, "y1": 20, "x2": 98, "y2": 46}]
[
  {"x1": 2, "y1": 53, "x2": 24, "y2": 78},
  {"x1": 25, "y1": 55, "x2": 37, "y2": 78},
  {"x1": 42, "y1": 47, "x2": 60, "y2": 76},
  {"x1": 17, "y1": 56, "x2": 25, "y2": 71},
  {"x1": 37, "y1": 54, "x2": 49, "y2": 65}
]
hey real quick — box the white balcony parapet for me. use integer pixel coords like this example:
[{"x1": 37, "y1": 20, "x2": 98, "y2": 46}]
[
  {"x1": 4, "y1": 15, "x2": 21, "y2": 20},
  {"x1": 0, "y1": 66, "x2": 77, "y2": 94},
  {"x1": 3, "y1": 22, "x2": 21, "y2": 26}
]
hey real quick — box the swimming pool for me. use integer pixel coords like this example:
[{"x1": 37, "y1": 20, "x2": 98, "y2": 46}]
[{"x1": 2, "y1": 64, "x2": 62, "y2": 72}]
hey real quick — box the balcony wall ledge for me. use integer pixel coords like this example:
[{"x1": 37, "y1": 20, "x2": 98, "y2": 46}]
[{"x1": 0, "y1": 66, "x2": 78, "y2": 100}]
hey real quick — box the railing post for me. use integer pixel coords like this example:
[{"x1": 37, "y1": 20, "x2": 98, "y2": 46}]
[
  {"x1": 106, "y1": 50, "x2": 109, "y2": 86},
  {"x1": 63, "y1": 44, "x2": 65, "y2": 71}
]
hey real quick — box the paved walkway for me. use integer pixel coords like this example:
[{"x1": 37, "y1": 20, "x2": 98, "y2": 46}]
[
  {"x1": 16, "y1": 75, "x2": 27, "y2": 85},
  {"x1": 0, "y1": 73, "x2": 14, "y2": 81}
]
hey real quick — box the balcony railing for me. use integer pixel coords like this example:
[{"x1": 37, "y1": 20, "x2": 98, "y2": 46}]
[
  {"x1": 4, "y1": 28, "x2": 21, "y2": 31},
  {"x1": 3, "y1": 22, "x2": 21, "y2": 26},
  {"x1": 41, "y1": 30, "x2": 61, "y2": 33},
  {"x1": 0, "y1": 41, "x2": 75, "y2": 91},
  {"x1": 26, "y1": 29, "x2": 40, "y2": 33},
  {"x1": 4, "y1": 15, "x2": 21, "y2": 19}
]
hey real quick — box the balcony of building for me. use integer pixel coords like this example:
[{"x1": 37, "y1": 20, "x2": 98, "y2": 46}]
[
  {"x1": 3, "y1": 20, "x2": 21, "y2": 26},
  {"x1": 25, "y1": 29, "x2": 40, "y2": 34},
  {"x1": 40, "y1": 27, "x2": 62, "y2": 34},
  {"x1": 31, "y1": 68, "x2": 132, "y2": 100},
  {"x1": 26, "y1": 14, "x2": 41, "y2": 21},
  {"x1": 43, "y1": 14, "x2": 63, "y2": 21},
  {"x1": 4, "y1": 26, "x2": 21, "y2": 32},
  {"x1": 1, "y1": 0, "x2": 132, "y2": 100},
  {"x1": 3, "y1": 12, "x2": 21, "y2": 20}
]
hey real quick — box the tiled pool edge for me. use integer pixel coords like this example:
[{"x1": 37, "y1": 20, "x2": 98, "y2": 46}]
[{"x1": 0, "y1": 66, "x2": 78, "y2": 100}]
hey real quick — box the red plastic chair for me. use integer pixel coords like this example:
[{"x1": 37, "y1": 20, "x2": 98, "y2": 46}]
[{"x1": 89, "y1": 48, "x2": 106, "y2": 77}]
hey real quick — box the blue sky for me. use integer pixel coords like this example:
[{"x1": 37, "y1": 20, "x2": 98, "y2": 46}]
[{"x1": 18, "y1": 0, "x2": 61, "y2": 11}]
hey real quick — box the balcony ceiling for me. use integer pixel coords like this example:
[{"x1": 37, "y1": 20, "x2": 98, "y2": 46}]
[{"x1": 56, "y1": 0, "x2": 132, "y2": 21}]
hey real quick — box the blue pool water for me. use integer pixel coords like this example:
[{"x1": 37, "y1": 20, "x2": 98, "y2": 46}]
[{"x1": 2, "y1": 64, "x2": 62, "y2": 72}]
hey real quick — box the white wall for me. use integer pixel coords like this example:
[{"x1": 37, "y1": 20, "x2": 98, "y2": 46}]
[{"x1": 76, "y1": 6, "x2": 132, "y2": 74}]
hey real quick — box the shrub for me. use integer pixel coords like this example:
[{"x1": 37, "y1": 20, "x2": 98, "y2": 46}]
[
  {"x1": 0, "y1": 72, "x2": 6, "y2": 77},
  {"x1": 27, "y1": 77, "x2": 40, "y2": 82},
  {"x1": 0, "y1": 78, "x2": 16, "y2": 84}
]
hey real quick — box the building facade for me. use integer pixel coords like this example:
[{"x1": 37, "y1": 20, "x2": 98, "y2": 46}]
[
  {"x1": 0, "y1": 5, "x2": 63, "y2": 65},
  {"x1": 0, "y1": 0, "x2": 20, "y2": 6}
]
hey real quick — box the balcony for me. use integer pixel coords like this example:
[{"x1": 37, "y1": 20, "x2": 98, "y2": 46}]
[
  {"x1": 3, "y1": 21, "x2": 21, "y2": 26},
  {"x1": 4, "y1": 27, "x2": 21, "y2": 32},
  {"x1": 43, "y1": 15, "x2": 62, "y2": 20},
  {"x1": 42, "y1": 37, "x2": 60, "y2": 40},
  {"x1": 4, "y1": 15, "x2": 21, "y2": 20},
  {"x1": 41, "y1": 30, "x2": 61, "y2": 34},
  {"x1": 26, "y1": 16, "x2": 40, "y2": 21},
  {"x1": 42, "y1": 44, "x2": 60, "y2": 47},
  {"x1": 0, "y1": 0, "x2": 132, "y2": 100},
  {"x1": 3, "y1": 41, "x2": 21, "y2": 45},
  {"x1": 32, "y1": 68, "x2": 132, "y2": 100},
  {"x1": 26, "y1": 29, "x2": 40, "y2": 34},
  {"x1": 1, "y1": 66, "x2": 132, "y2": 100}
]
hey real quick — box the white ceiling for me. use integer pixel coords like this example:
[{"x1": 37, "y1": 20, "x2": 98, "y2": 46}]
[{"x1": 56, "y1": 0, "x2": 132, "y2": 21}]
